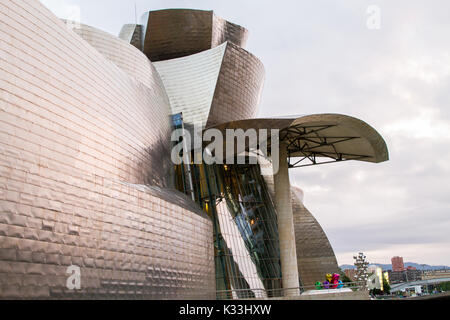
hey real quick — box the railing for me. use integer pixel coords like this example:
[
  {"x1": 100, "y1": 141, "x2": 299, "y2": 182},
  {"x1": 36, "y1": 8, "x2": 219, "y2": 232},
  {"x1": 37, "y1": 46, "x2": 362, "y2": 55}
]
[
  {"x1": 215, "y1": 281, "x2": 367, "y2": 300},
  {"x1": 46, "y1": 281, "x2": 367, "y2": 300}
]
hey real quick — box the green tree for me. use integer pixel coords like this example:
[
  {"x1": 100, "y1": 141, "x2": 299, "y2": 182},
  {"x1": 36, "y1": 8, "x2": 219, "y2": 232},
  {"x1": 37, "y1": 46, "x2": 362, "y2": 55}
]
[
  {"x1": 437, "y1": 281, "x2": 450, "y2": 292},
  {"x1": 370, "y1": 288, "x2": 383, "y2": 297},
  {"x1": 338, "y1": 267, "x2": 352, "y2": 283}
]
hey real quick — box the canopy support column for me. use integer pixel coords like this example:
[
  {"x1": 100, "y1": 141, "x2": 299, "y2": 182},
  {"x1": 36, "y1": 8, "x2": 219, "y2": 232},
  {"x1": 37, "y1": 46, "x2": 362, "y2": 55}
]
[{"x1": 273, "y1": 142, "x2": 300, "y2": 296}]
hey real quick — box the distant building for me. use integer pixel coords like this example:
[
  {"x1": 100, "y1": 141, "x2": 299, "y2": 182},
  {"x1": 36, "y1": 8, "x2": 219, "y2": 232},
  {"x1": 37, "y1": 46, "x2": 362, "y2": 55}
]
[
  {"x1": 387, "y1": 271, "x2": 403, "y2": 283},
  {"x1": 367, "y1": 267, "x2": 386, "y2": 291},
  {"x1": 406, "y1": 266, "x2": 416, "y2": 270},
  {"x1": 368, "y1": 265, "x2": 379, "y2": 274},
  {"x1": 388, "y1": 269, "x2": 422, "y2": 284},
  {"x1": 391, "y1": 256, "x2": 405, "y2": 272},
  {"x1": 344, "y1": 269, "x2": 357, "y2": 281},
  {"x1": 422, "y1": 269, "x2": 450, "y2": 280},
  {"x1": 384, "y1": 272, "x2": 390, "y2": 285}
]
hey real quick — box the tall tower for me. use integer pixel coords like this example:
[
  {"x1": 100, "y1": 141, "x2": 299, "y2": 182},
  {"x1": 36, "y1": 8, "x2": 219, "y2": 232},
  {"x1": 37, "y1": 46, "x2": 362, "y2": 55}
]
[{"x1": 391, "y1": 256, "x2": 405, "y2": 272}]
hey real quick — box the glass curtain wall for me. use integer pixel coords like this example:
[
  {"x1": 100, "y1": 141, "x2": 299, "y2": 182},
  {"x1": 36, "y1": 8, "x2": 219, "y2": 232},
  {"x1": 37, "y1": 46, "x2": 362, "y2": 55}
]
[
  {"x1": 171, "y1": 114, "x2": 282, "y2": 298},
  {"x1": 174, "y1": 161, "x2": 282, "y2": 298}
]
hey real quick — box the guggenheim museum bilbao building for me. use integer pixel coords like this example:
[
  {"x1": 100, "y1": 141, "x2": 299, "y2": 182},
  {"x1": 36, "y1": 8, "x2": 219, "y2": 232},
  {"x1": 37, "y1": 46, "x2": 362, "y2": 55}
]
[{"x1": 0, "y1": 0, "x2": 388, "y2": 299}]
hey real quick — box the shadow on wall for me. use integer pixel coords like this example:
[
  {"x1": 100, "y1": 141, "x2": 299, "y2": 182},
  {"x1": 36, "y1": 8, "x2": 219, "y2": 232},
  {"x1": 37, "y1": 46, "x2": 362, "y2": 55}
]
[{"x1": 140, "y1": 133, "x2": 174, "y2": 188}]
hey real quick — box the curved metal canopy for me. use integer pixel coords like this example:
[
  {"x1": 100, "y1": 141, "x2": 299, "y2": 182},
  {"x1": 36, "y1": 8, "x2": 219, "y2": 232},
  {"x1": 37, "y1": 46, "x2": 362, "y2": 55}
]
[{"x1": 206, "y1": 113, "x2": 389, "y2": 168}]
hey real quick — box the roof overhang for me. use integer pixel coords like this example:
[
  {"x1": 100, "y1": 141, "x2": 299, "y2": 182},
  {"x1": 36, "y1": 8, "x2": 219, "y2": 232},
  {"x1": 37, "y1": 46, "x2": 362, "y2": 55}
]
[{"x1": 206, "y1": 113, "x2": 389, "y2": 168}]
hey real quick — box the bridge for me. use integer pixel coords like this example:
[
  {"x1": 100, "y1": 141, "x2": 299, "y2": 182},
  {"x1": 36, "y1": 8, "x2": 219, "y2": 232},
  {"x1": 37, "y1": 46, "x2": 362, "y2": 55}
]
[{"x1": 390, "y1": 277, "x2": 450, "y2": 293}]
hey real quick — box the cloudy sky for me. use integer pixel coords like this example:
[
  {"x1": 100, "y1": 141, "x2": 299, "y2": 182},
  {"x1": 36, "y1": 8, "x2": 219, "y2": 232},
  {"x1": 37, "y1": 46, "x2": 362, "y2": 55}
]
[{"x1": 41, "y1": 0, "x2": 450, "y2": 266}]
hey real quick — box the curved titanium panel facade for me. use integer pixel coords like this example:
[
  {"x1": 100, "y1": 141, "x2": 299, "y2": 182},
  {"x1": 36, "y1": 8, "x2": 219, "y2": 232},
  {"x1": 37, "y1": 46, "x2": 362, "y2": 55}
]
[
  {"x1": 291, "y1": 189, "x2": 339, "y2": 287},
  {"x1": 118, "y1": 24, "x2": 143, "y2": 51},
  {"x1": 153, "y1": 43, "x2": 227, "y2": 128},
  {"x1": 206, "y1": 43, "x2": 265, "y2": 127},
  {"x1": 143, "y1": 9, "x2": 249, "y2": 62},
  {"x1": 65, "y1": 21, "x2": 158, "y2": 91},
  {"x1": 211, "y1": 14, "x2": 248, "y2": 49},
  {"x1": 0, "y1": 0, "x2": 214, "y2": 299},
  {"x1": 13, "y1": 15, "x2": 173, "y2": 187},
  {"x1": 263, "y1": 176, "x2": 339, "y2": 288},
  {"x1": 154, "y1": 42, "x2": 264, "y2": 129}
]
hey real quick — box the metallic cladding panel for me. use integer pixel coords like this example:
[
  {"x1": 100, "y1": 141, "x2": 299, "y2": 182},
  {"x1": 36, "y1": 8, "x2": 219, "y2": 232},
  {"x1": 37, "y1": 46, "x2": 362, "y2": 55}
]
[
  {"x1": 154, "y1": 42, "x2": 264, "y2": 130},
  {"x1": 206, "y1": 43, "x2": 265, "y2": 128},
  {"x1": 263, "y1": 176, "x2": 339, "y2": 288},
  {"x1": 143, "y1": 9, "x2": 249, "y2": 62},
  {"x1": 153, "y1": 44, "x2": 227, "y2": 128},
  {"x1": 0, "y1": 0, "x2": 215, "y2": 299},
  {"x1": 211, "y1": 14, "x2": 248, "y2": 49},
  {"x1": 144, "y1": 9, "x2": 214, "y2": 62},
  {"x1": 290, "y1": 190, "x2": 339, "y2": 287},
  {"x1": 2, "y1": 6, "x2": 172, "y2": 188},
  {"x1": 64, "y1": 21, "x2": 157, "y2": 91},
  {"x1": 118, "y1": 24, "x2": 143, "y2": 51},
  {"x1": 0, "y1": 176, "x2": 215, "y2": 299}
]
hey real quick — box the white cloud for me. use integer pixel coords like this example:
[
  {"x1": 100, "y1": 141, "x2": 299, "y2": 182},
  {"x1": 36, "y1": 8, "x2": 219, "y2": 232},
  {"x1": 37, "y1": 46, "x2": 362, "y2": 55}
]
[
  {"x1": 382, "y1": 108, "x2": 450, "y2": 139},
  {"x1": 40, "y1": 0, "x2": 81, "y2": 22},
  {"x1": 339, "y1": 242, "x2": 450, "y2": 266}
]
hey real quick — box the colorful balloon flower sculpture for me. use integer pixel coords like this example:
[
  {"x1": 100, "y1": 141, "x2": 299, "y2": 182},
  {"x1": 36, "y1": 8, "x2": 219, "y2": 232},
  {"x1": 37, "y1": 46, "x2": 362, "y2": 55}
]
[{"x1": 317, "y1": 273, "x2": 343, "y2": 290}]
